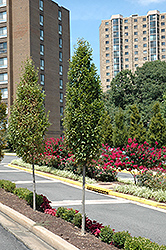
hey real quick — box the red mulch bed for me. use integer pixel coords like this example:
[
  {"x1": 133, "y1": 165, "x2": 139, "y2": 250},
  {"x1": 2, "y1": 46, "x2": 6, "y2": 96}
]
[{"x1": 0, "y1": 188, "x2": 118, "y2": 250}]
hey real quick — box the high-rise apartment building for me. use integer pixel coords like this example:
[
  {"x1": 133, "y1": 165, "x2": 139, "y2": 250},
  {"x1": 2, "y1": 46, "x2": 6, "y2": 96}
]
[
  {"x1": 0, "y1": 0, "x2": 70, "y2": 137},
  {"x1": 100, "y1": 10, "x2": 166, "y2": 92}
]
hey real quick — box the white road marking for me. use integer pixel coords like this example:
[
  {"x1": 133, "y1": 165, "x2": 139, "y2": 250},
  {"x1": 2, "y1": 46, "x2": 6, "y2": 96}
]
[{"x1": 51, "y1": 199, "x2": 130, "y2": 207}]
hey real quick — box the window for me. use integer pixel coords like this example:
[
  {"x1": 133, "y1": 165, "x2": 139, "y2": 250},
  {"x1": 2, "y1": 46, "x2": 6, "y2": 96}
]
[
  {"x1": 0, "y1": 27, "x2": 7, "y2": 38},
  {"x1": 134, "y1": 19, "x2": 137, "y2": 22},
  {"x1": 161, "y1": 15, "x2": 165, "y2": 19},
  {"x1": 134, "y1": 44, "x2": 138, "y2": 48},
  {"x1": 1, "y1": 88, "x2": 7, "y2": 99},
  {"x1": 125, "y1": 58, "x2": 129, "y2": 61},
  {"x1": 39, "y1": 0, "x2": 43, "y2": 11},
  {"x1": 0, "y1": 73, "x2": 7, "y2": 84},
  {"x1": 125, "y1": 26, "x2": 128, "y2": 29},
  {"x1": 135, "y1": 51, "x2": 138, "y2": 55},
  {"x1": 161, "y1": 22, "x2": 165, "y2": 26},
  {"x1": 58, "y1": 10, "x2": 62, "y2": 21},
  {"x1": 0, "y1": 0, "x2": 6, "y2": 7},
  {"x1": 106, "y1": 85, "x2": 110, "y2": 89},
  {"x1": 105, "y1": 41, "x2": 109, "y2": 44},
  {"x1": 105, "y1": 34, "x2": 109, "y2": 38},
  {"x1": 143, "y1": 24, "x2": 146, "y2": 28},
  {"x1": 0, "y1": 42, "x2": 7, "y2": 53},
  {"x1": 125, "y1": 39, "x2": 128, "y2": 42},
  {"x1": 125, "y1": 65, "x2": 129, "y2": 68},
  {"x1": 40, "y1": 74, "x2": 44, "y2": 85},
  {"x1": 125, "y1": 45, "x2": 128, "y2": 49},
  {"x1": 143, "y1": 50, "x2": 147, "y2": 54},
  {"x1": 59, "y1": 38, "x2": 62, "y2": 48},
  {"x1": 59, "y1": 51, "x2": 62, "y2": 61},
  {"x1": 106, "y1": 66, "x2": 110, "y2": 69},
  {"x1": 105, "y1": 21, "x2": 109, "y2": 25},
  {"x1": 114, "y1": 71, "x2": 119, "y2": 77},
  {"x1": 151, "y1": 54, "x2": 157, "y2": 61},
  {"x1": 125, "y1": 32, "x2": 128, "y2": 36},
  {"x1": 0, "y1": 57, "x2": 7, "y2": 68},
  {"x1": 162, "y1": 42, "x2": 165, "y2": 45},
  {"x1": 162, "y1": 55, "x2": 165, "y2": 59},
  {"x1": 60, "y1": 93, "x2": 63, "y2": 102},
  {"x1": 161, "y1": 29, "x2": 165, "y2": 32},
  {"x1": 106, "y1": 47, "x2": 109, "y2": 50},
  {"x1": 135, "y1": 64, "x2": 138, "y2": 67},
  {"x1": 106, "y1": 53, "x2": 109, "y2": 57},
  {"x1": 40, "y1": 44, "x2": 44, "y2": 55},
  {"x1": 124, "y1": 19, "x2": 128, "y2": 23},
  {"x1": 135, "y1": 57, "x2": 138, "y2": 61},
  {"x1": 105, "y1": 28, "x2": 109, "y2": 31},
  {"x1": 106, "y1": 72, "x2": 110, "y2": 76},
  {"x1": 0, "y1": 11, "x2": 6, "y2": 22},
  {"x1": 40, "y1": 15, "x2": 43, "y2": 26},
  {"x1": 59, "y1": 24, "x2": 62, "y2": 34},
  {"x1": 59, "y1": 79, "x2": 63, "y2": 89},
  {"x1": 125, "y1": 52, "x2": 128, "y2": 55},
  {"x1": 134, "y1": 32, "x2": 138, "y2": 35},
  {"x1": 162, "y1": 36, "x2": 165, "y2": 39},
  {"x1": 134, "y1": 25, "x2": 137, "y2": 29},
  {"x1": 106, "y1": 79, "x2": 110, "y2": 82},
  {"x1": 143, "y1": 43, "x2": 147, "y2": 47},
  {"x1": 59, "y1": 65, "x2": 63, "y2": 75},
  {"x1": 143, "y1": 37, "x2": 146, "y2": 41},
  {"x1": 143, "y1": 57, "x2": 147, "y2": 60},
  {"x1": 40, "y1": 29, "x2": 44, "y2": 40},
  {"x1": 134, "y1": 38, "x2": 138, "y2": 42},
  {"x1": 162, "y1": 48, "x2": 165, "y2": 52},
  {"x1": 106, "y1": 60, "x2": 110, "y2": 63},
  {"x1": 143, "y1": 17, "x2": 146, "y2": 21},
  {"x1": 40, "y1": 59, "x2": 44, "y2": 70},
  {"x1": 60, "y1": 106, "x2": 63, "y2": 116},
  {"x1": 143, "y1": 31, "x2": 146, "y2": 34}
]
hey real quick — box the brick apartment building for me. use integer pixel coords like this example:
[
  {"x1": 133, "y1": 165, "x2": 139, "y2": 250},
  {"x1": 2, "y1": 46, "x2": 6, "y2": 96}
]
[
  {"x1": 0, "y1": 0, "x2": 70, "y2": 137},
  {"x1": 100, "y1": 10, "x2": 166, "y2": 92}
]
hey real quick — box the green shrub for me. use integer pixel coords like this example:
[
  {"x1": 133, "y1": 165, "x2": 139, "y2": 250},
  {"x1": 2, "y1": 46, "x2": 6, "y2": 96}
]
[
  {"x1": 99, "y1": 225, "x2": 114, "y2": 244},
  {"x1": 124, "y1": 236, "x2": 166, "y2": 250},
  {"x1": 0, "y1": 179, "x2": 16, "y2": 193},
  {"x1": 25, "y1": 192, "x2": 43, "y2": 210},
  {"x1": 72, "y1": 213, "x2": 82, "y2": 228},
  {"x1": 56, "y1": 207, "x2": 67, "y2": 217},
  {"x1": 112, "y1": 231, "x2": 131, "y2": 248},
  {"x1": 61, "y1": 208, "x2": 76, "y2": 223},
  {"x1": 14, "y1": 187, "x2": 31, "y2": 199}
]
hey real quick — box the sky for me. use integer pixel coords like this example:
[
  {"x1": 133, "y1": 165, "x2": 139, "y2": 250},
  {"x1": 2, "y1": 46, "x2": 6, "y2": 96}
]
[{"x1": 54, "y1": 0, "x2": 166, "y2": 74}]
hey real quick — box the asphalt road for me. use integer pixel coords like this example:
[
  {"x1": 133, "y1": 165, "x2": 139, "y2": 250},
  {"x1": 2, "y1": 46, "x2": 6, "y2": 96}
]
[{"x1": 1, "y1": 155, "x2": 166, "y2": 246}]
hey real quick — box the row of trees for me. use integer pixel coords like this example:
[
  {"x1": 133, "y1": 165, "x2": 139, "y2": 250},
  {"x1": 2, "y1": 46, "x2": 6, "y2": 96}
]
[{"x1": 102, "y1": 102, "x2": 166, "y2": 149}]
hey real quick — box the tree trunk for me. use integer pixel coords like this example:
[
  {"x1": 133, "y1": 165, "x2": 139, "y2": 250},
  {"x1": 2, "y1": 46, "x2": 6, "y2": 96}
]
[
  {"x1": 32, "y1": 160, "x2": 36, "y2": 211},
  {"x1": 81, "y1": 165, "x2": 86, "y2": 235}
]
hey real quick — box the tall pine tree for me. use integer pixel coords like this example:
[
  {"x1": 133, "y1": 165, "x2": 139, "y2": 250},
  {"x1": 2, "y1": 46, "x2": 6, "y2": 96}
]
[
  {"x1": 129, "y1": 104, "x2": 146, "y2": 144},
  {"x1": 148, "y1": 102, "x2": 166, "y2": 147},
  {"x1": 64, "y1": 39, "x2": 104, "y2": 234}
]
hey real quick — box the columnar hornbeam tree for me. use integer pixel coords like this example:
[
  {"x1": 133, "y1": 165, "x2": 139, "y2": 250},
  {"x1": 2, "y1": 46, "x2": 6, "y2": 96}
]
[
  {"x1": 64, "y1": 39, "x2": 104, "y2": 234},
  {"x1": 8, "y1": 58, "x2": 50, "y2": 210}
]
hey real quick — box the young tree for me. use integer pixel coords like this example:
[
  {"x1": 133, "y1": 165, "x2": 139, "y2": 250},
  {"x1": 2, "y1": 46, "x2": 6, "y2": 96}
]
[
  {"x1": 101, "y1": 111, "x2": 113, "y2": 147},
  {"x1": 8, "y1": 58, "x2": 50, "y2": 210},
  {"x1": 147, "y1": 102, "x2": 166, "y2": 148},
  {"x1": 64, "y1": 39, "x2": 104, "y2": 234},
  {"x1": 0, "y1": 92, "x2": 7, "y2": 161},
  {"x1": 113, "y1": 108, "x2": 128, "y2": 148},
  {"x1": 128, "y1": 104, "x2": 146, "y2": 144}
]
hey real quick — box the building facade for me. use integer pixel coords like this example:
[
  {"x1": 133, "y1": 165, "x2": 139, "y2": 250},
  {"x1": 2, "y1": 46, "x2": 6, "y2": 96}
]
[
  {"x1": 100, "y1": 10, "x2": 166, "y2": 92},
  {"x1": 0, "y1": 0, "x2": 70, "y2": 137}
]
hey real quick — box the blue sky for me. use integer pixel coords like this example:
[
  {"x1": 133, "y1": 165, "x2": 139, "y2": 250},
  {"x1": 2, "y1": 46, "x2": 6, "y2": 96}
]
[{"x1": 54, "y1": 0, "x2": 166, "y2": 74}]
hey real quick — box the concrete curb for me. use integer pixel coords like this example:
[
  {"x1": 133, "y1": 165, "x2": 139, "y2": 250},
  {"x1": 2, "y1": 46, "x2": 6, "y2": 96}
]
[
  {"x1": 8, "y1": 163, "x2": 166, "y2": 210},
  {"x1": 0, "y1": 202, "x2": 79, "y2": 250}
]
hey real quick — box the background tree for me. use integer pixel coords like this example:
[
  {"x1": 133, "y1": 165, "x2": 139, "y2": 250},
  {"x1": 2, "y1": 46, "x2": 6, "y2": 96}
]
[
  {"x1": 8, "y1": 58, "x2": 50, "y2": 210},
  {"x1": 0, "y1": 92, "x2": 7, "y2": 160},
  {"x1": 101, "y1": 111, "x2": 113, "y2": 147},
  {"x1": 113, "y1": 108, "x2": 128, "y2": 148},
  {"x1": 128, "y1": 104, "x2": 146, "y2": 144},
  {"x1": 64, "y1": 39, "x2": 104, "y2": 234},
  {"x1": 147, "y1": 102, "x2": 166, "y2": 148}
]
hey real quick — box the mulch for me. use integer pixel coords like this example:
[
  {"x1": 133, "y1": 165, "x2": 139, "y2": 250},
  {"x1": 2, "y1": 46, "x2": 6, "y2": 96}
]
[{"x1": 0, "y1": 188, "x2": 118, "y2": 250}]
